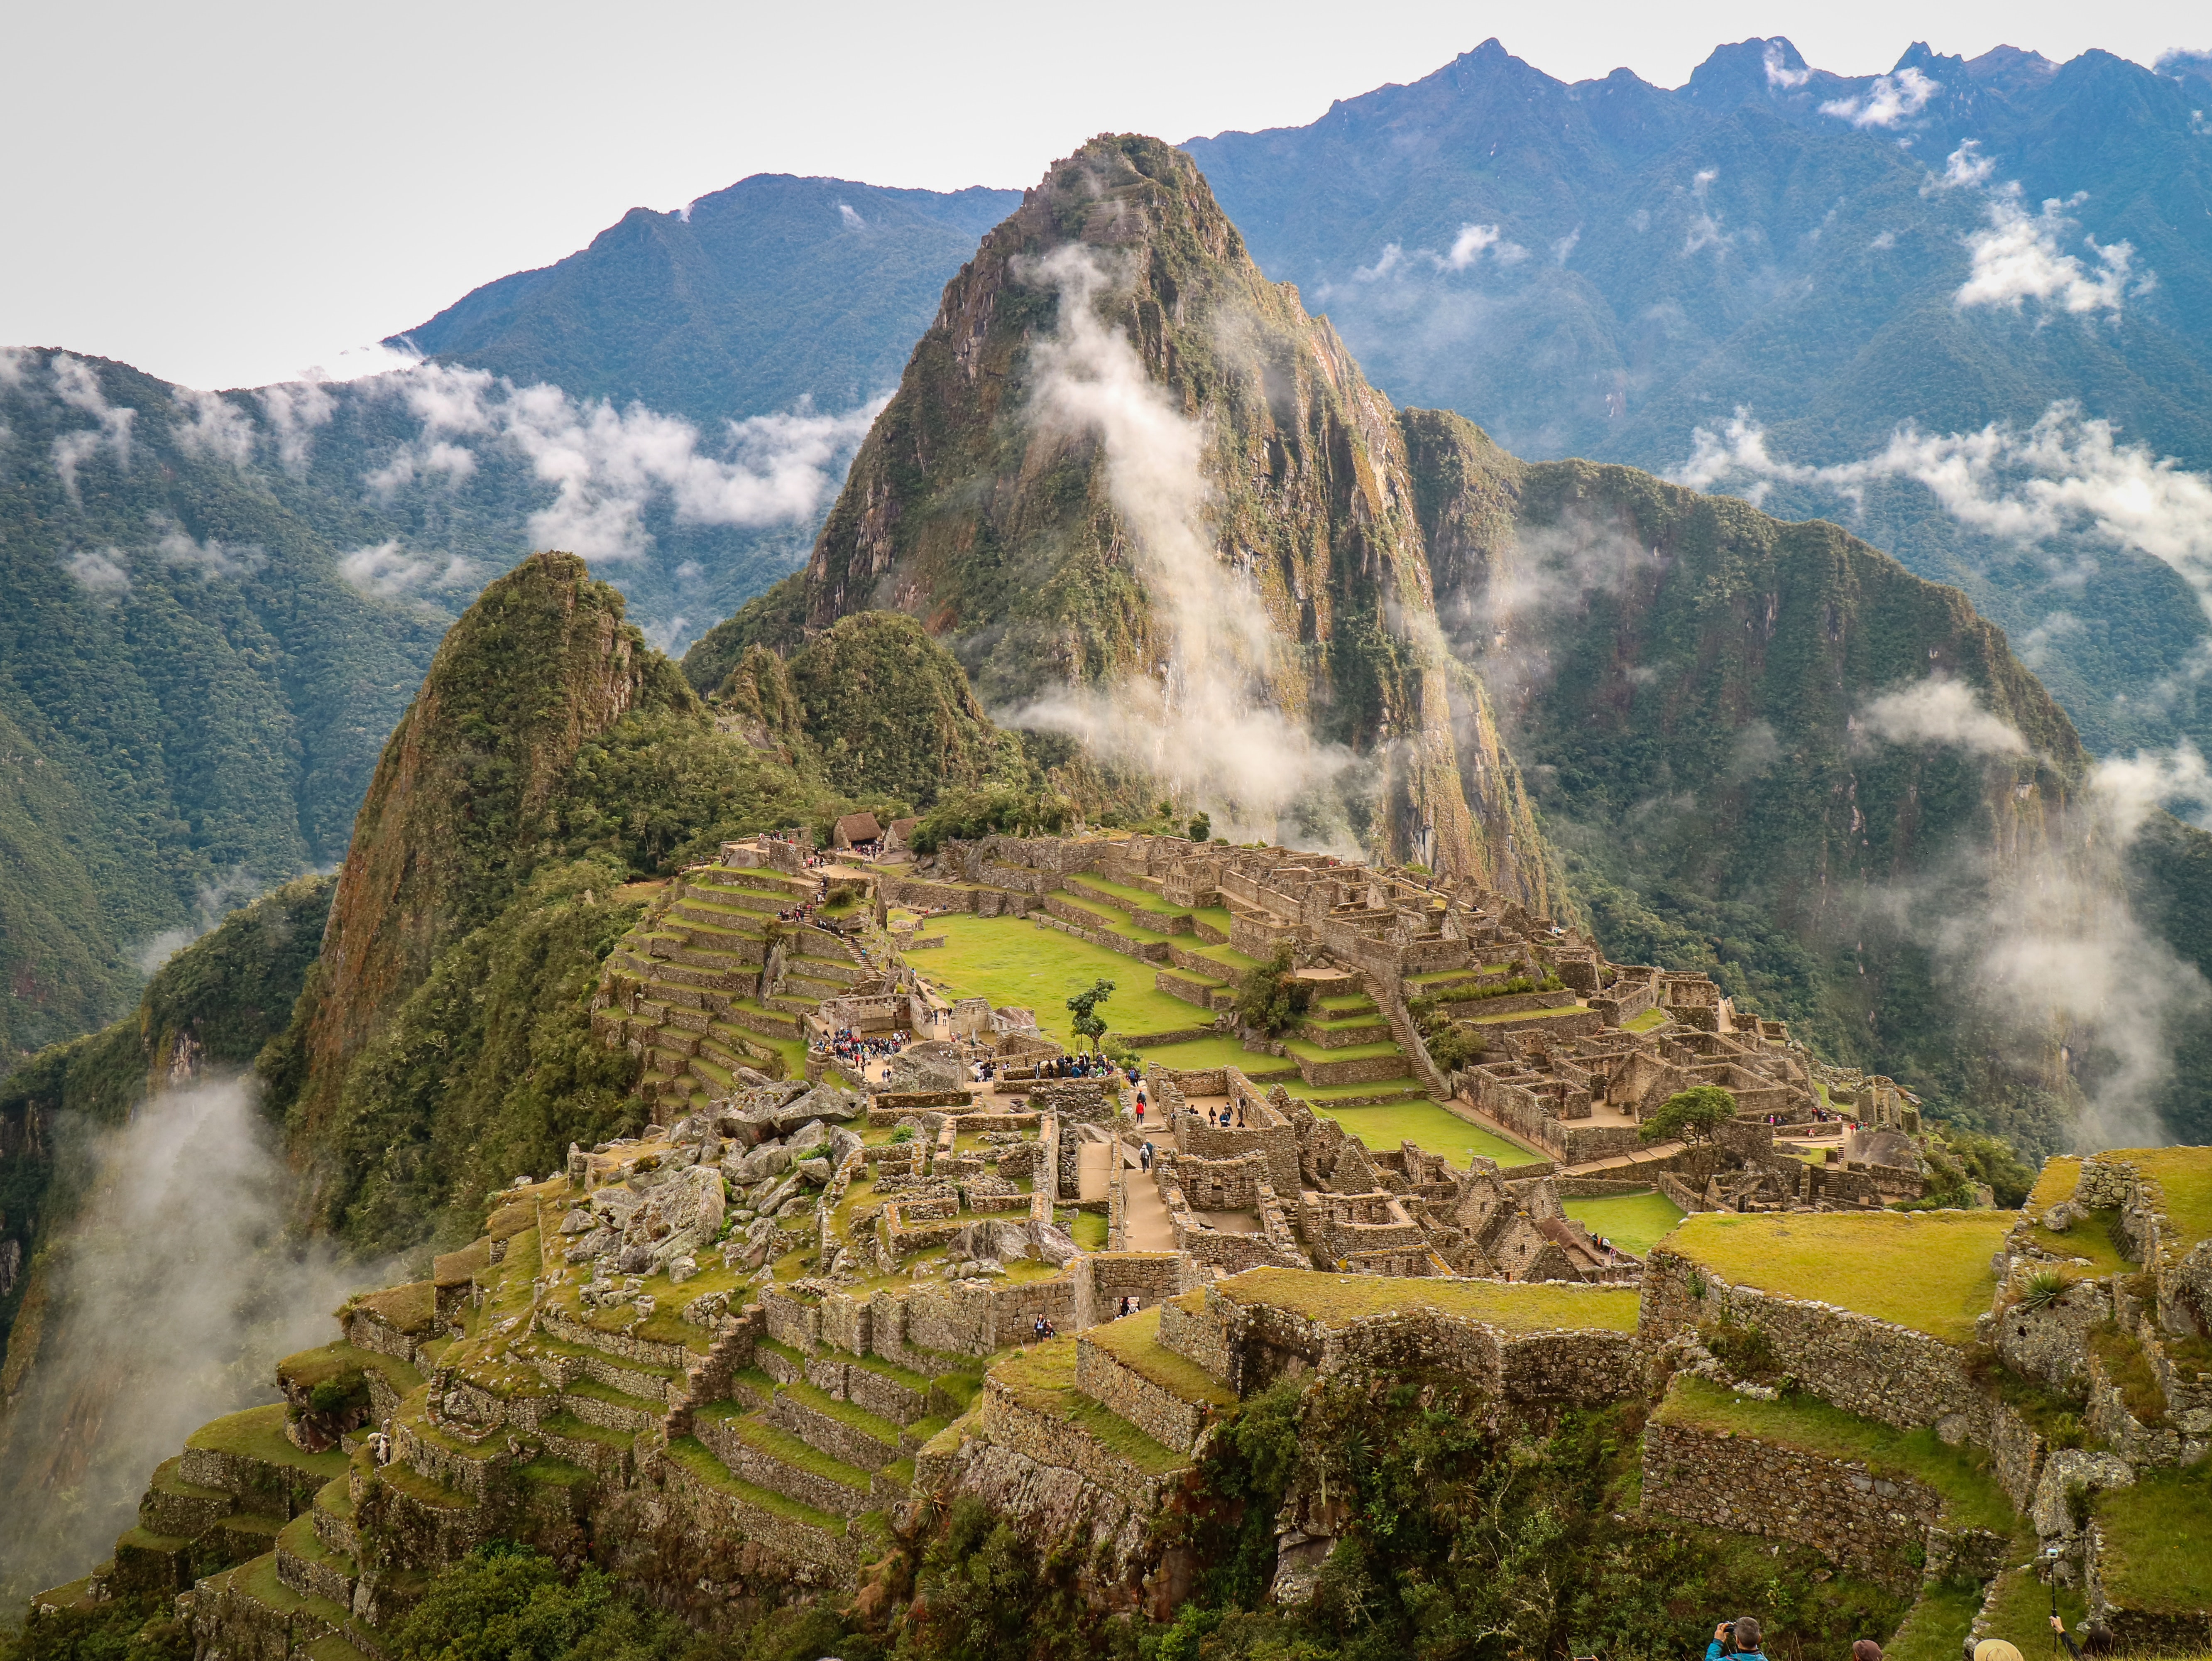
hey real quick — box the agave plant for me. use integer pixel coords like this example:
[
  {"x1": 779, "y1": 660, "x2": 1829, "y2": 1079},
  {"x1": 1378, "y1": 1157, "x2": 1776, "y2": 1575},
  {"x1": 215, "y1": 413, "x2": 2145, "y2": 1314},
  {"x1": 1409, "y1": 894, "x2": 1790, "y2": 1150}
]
[{"x1": 2017, "y1": 1267, "x2": 2072, "y2": 1311}]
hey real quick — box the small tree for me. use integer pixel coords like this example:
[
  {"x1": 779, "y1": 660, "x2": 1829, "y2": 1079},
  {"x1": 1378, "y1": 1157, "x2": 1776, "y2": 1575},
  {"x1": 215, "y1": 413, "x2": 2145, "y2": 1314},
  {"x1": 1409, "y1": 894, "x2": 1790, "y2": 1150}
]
[
  {"x1": 1639, "y1": 1084, "x2": 1737, "y2": 1145},
  {"x1": 1067, "y1": 977, "x2": 1116, "y2": 1045},
  {"x1": 1234, "y1": 948, "x2": 1314, "y2": 1037},
  {"x1": 1187, "y1": 811, "x2": 1212, "y2": 843}
]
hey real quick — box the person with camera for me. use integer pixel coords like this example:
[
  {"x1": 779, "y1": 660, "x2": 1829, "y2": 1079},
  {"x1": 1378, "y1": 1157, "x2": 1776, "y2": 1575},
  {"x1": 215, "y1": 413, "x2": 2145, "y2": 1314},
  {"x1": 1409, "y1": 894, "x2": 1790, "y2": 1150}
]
[{"x1": 1708, "y1": 1617, "x2": 1769, "y2": 1661}]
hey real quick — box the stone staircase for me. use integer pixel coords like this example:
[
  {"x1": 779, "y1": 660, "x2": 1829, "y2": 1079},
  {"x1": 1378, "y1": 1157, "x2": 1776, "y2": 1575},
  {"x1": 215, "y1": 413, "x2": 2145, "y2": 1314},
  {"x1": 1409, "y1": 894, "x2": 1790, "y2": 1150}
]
[{"x1": 593, "y1": 861, "x2": 865, "y2": 1113}]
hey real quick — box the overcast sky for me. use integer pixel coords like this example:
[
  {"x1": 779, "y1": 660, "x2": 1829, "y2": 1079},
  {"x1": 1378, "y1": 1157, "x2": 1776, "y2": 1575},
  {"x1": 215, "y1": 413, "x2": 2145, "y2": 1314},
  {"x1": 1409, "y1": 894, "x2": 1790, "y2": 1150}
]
[{"x1": 4, "y1": 0, "x2": 2203, "y2": 392}]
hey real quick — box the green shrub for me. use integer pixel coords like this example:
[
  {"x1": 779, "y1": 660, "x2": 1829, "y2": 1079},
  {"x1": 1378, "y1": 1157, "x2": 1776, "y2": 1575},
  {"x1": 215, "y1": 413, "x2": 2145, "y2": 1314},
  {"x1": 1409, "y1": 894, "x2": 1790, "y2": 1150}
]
[
  {"x1": 1233, "y1": 949, "x2": 1313, "y2": 1037},
  {"x1": 1640, "y1": 1085, "x2": 1738, "y2": 1145}
]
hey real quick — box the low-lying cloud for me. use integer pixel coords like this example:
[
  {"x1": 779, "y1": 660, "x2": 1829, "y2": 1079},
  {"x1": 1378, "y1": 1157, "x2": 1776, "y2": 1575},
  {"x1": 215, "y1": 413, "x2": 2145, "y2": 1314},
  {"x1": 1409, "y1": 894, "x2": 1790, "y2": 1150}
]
[
  {"x1": 356, "y1": 363, "x2": 885, "y2": 562},
  {"x1": 47, "y1": 352, "x2": 137, "y2": 500},
  {"x1": 1005, "y1": 245, "x2": 1366, "y2": 848},
  {"x1": 0, "y1": 1075, "x2": 395, "y2": 1609},
  {"x1": 337, "y1": 540, "x2": 482, "y2": 600},
  {"x1": 132, "y1": 867, "x2": 267, "y2": 975},
  {"x1": 1855, "y1": 679, "x2": 2211, "y2": 1147},
  {"x1": 1819, "y1": 66, "x2": 1938, "y2": 128},
  {"x1": 1857, "y1": 678, "x2": 2031, "y2": 756},
  {"x1": 1958, "y1": 188, "x2": 2138, "y2": 316},
  {"x1": 1674, "y1": 402, "x2": 2212, "y2": 616}
]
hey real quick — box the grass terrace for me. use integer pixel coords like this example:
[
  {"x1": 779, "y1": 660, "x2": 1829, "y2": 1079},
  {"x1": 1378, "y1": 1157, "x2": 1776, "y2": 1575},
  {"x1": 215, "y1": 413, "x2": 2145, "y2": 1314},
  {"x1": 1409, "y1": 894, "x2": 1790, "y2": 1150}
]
[
  {"x1": 2028, "y1": 1208, "x2": 2133, "y2": 1274},
  {"x1": 914, "y1": 913, "x2": 1212, "y2": 1046},
  {"x1": 2093, "y1": 1462, "x2": 2212, "y2": 1612},
  {"x1": 989, "y1": 1338, "x2": 1187, "y2": 1476},
  {"x1": 1084, "y1": 1306, "x2": 1236, "y2": 1408},
  {"x1": 1213, "y1": 1267, "x2": 1640, "y2": 1333},
  {"x1": 2126, "y1": 1146, "x2": 2212, "y2": 1245},
  {"x1": 1656, "y1": 1376, "x2": 2015, "y2": 1533},
  {"x1": 1665, "y1": 1210, "x2": 2010, "y2": 1343},
  {"x1": 1563, "y1": 1190, "x2": 1687, "y2": 1257},
  {"x1": 1304, "y1": 1098, "x2": 1544, "y2": 1168},
  {"x1": 2028, "y1": 1156, "x2": 2084, "y2": 1211},
  {"x1": 1622, "y1": 1007, "x2": 1670, "y2": 1034},
  {"x1": 186, "y1": 1404, "x2": 350, "y2": 1481}
]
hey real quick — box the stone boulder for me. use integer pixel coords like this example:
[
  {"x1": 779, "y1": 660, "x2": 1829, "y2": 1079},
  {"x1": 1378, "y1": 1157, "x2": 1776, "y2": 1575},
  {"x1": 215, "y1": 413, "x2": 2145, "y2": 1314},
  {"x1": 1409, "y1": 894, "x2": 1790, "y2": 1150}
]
[{"x1": 619, "y1": 1163, "x2": 726, "y2": 1272}]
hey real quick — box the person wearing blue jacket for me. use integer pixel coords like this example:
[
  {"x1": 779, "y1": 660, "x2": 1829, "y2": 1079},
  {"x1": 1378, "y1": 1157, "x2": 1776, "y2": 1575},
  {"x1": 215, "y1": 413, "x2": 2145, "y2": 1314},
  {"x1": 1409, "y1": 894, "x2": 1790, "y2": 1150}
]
[{"x1": 1708, "y1": 1617, "x2": 1768, "y2": 1661}]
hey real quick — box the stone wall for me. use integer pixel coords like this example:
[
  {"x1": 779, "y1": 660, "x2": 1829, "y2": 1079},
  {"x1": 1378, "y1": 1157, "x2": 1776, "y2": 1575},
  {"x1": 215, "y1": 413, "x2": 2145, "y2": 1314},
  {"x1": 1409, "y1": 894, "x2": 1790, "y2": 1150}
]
[
  {"x1": 1641, "y1": 1418, "x2": 2004, "y2": 1593},
  {"x1": 1072, "y1": 1254, "x2": 1189, "y2": 1330},
  {"x1": 1641, "y1": 1250, "x2": 1987, "y2": 1440}
]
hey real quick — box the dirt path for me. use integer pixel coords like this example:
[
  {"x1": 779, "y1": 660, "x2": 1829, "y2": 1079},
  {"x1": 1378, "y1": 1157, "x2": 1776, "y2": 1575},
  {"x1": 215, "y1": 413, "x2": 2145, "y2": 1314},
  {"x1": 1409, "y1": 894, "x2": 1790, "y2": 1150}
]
[
  {"x1": 1076, "y1": 1141, "x2": 1113, "y2": 1201},
  {"x1": 1118, "y1": 1142, "x2": 1177, "y2": 1250}
]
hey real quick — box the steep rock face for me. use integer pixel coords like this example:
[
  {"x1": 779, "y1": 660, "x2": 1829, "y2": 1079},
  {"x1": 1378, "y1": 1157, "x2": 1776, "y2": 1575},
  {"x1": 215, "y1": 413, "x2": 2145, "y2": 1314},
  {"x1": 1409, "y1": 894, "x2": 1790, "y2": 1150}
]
[
  {"x1": 289, "y1": 553, "x2": 690, "y2": 1202},
  {"x1": 1403, "y1": 408, "x2": 2102, "y2": 1144},
  {"x1": 795, "y1": 135, "x2": 1553, "y2": 903}
]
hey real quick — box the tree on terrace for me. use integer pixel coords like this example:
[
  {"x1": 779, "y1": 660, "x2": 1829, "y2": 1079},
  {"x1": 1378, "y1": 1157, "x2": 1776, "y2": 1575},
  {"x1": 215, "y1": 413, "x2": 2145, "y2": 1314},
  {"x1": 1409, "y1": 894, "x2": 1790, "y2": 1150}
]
[{"x1": 1639, "y1": 1084, "x2": 1737, "y2": 1146}]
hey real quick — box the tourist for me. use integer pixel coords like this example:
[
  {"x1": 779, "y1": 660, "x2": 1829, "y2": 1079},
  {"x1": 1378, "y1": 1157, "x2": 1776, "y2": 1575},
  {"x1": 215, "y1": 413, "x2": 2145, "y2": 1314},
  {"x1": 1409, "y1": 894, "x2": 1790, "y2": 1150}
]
[
  {"x1": 1134, "y1": 1098, "x2": 1145, "y2": 1127},
  {"x1": 2050, "y1": 1619, "x2": 2114, "y2": 1660},
  {"x1": 1140, "y1": 1140, "x2": 1154, "y2": 1172},
  {"x1": 1709, "y1": 1618, "x2": 1768, "y2": 1661},
  {"x1": 1032, "y1": 1315, "x2": 1049, "y2": 1343},
  {"x1": 1970, "y1": 1644, "x2": 2023, "y2": 1661}
]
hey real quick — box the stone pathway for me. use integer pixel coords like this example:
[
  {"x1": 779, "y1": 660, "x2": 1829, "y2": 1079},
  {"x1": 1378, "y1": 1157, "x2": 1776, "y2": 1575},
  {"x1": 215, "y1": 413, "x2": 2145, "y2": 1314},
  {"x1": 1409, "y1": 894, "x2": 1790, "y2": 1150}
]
[
  {"x1": 1558, "y1": 1141, "x2": 1686, "y2": 1177},
  {"x1": 1076, "y1": 1141, "x2": 1113, "y2": 1201},
  {"x1": 1118, "y1": 1141, "x2": 1178, "y2": 1250}
]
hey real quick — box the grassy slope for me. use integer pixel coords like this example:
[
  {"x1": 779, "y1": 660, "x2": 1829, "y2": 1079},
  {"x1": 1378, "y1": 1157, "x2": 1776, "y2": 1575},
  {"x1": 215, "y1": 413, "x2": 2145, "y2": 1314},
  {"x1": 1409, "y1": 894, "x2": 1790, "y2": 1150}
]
[
  {"x1": 1215, "y1": 1266, "x2": 1640, "y2": 1332},
  {"x1": 1665, "y1": 1211, "x2": 2009, "y2": 1343},
  {"x1": 1563, "y1": 1190, "x2": 1687, "y2": 1256}
]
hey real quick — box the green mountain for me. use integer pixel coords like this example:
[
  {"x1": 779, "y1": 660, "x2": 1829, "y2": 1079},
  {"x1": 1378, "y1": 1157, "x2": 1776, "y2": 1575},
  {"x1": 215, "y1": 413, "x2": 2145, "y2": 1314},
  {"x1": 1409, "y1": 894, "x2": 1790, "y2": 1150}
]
[
  {"x1": 393, "y1": 174, "x2": 1020, "y2": 429},
  {"x1": 0, "y1": 176, "x2": 1013, "y2": 1071},
  {"x1": 0, "y1": 353, "x2": 442, "y2": 1070},
  {"x1": 704, "y1": 137, "x2": 1556, "y2": 902},
  {"x1": 1185, "y1": 39, "x2": 2212, "y2": 762}
]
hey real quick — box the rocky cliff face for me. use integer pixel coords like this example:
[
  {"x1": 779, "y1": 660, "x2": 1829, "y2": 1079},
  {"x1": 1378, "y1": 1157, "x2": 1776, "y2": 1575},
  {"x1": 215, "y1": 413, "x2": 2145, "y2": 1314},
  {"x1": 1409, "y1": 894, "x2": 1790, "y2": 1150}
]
[
  {"x1": 1402, "y1": 408, "x2": 2119, "y2": 1148},
  {"x1": 287, "y1": 553, "x2": 693, "y2": 1217},
  {"x1": 792, "y1": 135, "x2": 1554, "y2": 904}
]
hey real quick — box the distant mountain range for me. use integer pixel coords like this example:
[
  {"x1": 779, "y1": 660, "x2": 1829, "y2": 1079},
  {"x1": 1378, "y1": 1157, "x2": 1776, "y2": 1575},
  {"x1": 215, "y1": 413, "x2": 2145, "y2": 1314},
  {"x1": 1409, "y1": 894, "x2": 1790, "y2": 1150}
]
[
  {"x1": 0, "y1": 177, "x2": 1010, "y2": 1063},
  {"x1": 1187, "y1": 38, "x2": 2212, "y2": 760}
]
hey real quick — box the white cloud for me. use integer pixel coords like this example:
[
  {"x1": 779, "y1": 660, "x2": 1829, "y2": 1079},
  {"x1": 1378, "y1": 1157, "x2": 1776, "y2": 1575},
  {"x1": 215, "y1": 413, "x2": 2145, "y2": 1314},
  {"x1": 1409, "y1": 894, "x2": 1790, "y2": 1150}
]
[
  {"x1": 1551, "y1": 228, "x2": 1580, "y2": 265},
  {"x1": 837, "y1": 202, "x2": 865, "y2": 229},
  {"x1": 362, "y1": 436, "x2": 478, "y2": 501},
  {"x1": 0, "y1": 347, "x2": 30, "y2": 389},
  {"x1": 1354, "y1": 242, "x2": 1405, "y2": 282},
  {"x1": 257, "y1": 380, "x2": 335, "y2": 473},
  {"x1": 336, "y1": 541, "x2": 480, "y2": 599},
  {"x1": 1820, "y1": 66, "x2": 1939, "y2": 128},
  {"x1": 1674, "y1": 403, "x2": 2212, "y2": 617},
  {"x1": 344, "y1": 358, "x2": 883, "y2": 561},
  {"x1": 1007, "y1": 245, "x2": 1367, "y2": 847},
  {"x1": 1444, "y1": 223, "x2": 1527, "y2": 268},
  {"x1": 48, "y1": 353, "x2": 136, "y2": 499},
  {"x1": 1869, "y1": 230, "x2": 1897, "y2": 250},
  {"x1": 65, "y1": 547, "x2": 132, "y2": 597},
  {"x1": 1762, "y1": 42, "x2": 1811, "y2": 90},
  {"x1": 293, "y1": 341, "x2": 422, "y2": 385},
  {"x1": 1683, "y1": 168, "x2": 1728, "y2": 255},
  {"x1": 2093, "y1": 740, "x2": 2212, "y2": 839},
  {"x1": 155, "y1": 527, "x2": 264, "y2": 579},
  {"x1": 1957, "y1": 187, "x2": 2137, "y2": 316},
  {"x1": 169, "y1": 387, "x2": 257, "y2": 467},
  {"x1": 1936, "y1": 139, "x2": 1997, "y2": 189},
  {"x1": 1856, "y1": 678, "x2": 2031, "y2": 755}
]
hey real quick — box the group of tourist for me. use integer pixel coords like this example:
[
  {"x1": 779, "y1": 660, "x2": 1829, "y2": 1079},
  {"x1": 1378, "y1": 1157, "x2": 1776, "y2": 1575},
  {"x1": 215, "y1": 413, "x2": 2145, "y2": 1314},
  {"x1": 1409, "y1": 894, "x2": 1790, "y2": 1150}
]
[
  {"x1": 1029, "y1": 1313, "x2": 1060, "y2": 1343},
  {"x1": 1702, "y1": 1611, "x2": 2104, "y2": 1661},
  {"x1": 815, "y1": 1027, "x2": 910, "y2": 1070},
  {"x1": 1196, "y1": 1101, "x2": 1251, "y2": 1130}
]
